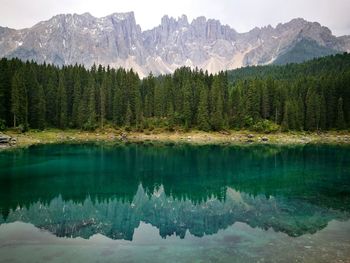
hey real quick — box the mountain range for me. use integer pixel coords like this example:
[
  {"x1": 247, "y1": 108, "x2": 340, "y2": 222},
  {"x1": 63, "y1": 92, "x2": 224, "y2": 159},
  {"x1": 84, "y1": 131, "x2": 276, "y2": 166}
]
[{"x1": 1, "y1": 12, "x2": 350, "y2": 77}]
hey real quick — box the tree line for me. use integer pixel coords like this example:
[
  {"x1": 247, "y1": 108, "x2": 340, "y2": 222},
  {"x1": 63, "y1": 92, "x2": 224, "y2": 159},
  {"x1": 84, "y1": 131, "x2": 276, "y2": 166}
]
[{"x1": 0, "y1": 53, "x2": 349, "y2": 132}]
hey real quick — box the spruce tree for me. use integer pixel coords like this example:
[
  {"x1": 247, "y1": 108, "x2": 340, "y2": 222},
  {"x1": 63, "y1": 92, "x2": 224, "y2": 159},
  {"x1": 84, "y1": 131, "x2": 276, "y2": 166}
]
[
  {"x1": 36, "y1": 84, "x2": 46, "y2": 130},
  {"x1": 197, "y1": 85, "x2": 210, "y2": 131},
  {"x1": 57, "y1": 72, "x2": 67, "y2": 129},
  {"x1": 125, "y1": 103, "x2": 132, "y2": 128},
  {"x1": 182, "y1": 79, "x2": 192, "y2": 129},
  {"x1": 86, "y1": 75, "x2": 96, "y2": 130},
  {"x1": 336, "y1": 97, "x2": 345, "y2": 130},
  {"x1": 210, "y1": 77, "x2": 224, "y2": 130},
  {"x1": 11, "y1": 70, "x2": 28, "y2": 129},
  {"x1": 100, "y1": 75, "x2": 107, "y2": 129},
  {"x1": 72, "y1": 73, "x2": 81, "y2": 127}
]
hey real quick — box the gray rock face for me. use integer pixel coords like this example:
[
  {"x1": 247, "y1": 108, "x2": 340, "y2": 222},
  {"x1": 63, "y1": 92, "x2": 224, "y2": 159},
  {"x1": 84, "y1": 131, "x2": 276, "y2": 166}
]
[{"x1": 1, "y1": 13, "x2": 349, "y2": 77}]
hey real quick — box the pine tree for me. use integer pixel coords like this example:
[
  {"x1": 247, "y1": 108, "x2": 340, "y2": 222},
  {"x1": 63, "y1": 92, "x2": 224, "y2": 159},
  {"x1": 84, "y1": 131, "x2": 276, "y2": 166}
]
[
  {"x1": 45, "y1": 73, "x2": 57, "y2": 127},
  {"x1": 197, "y1": 85, "x2": 210, "y2": 131},
  {"x1": 36, "y1": 84, "x2": 46, "y2": 130},
  {"x1": 210, "y1": 77, "x2": 224, "y2": 130},
  {"x1": 86, "y1": 75, "x2": 96, "y2": 130},
  {"x1": 261, "y1": 83, "x2": 270, "y2": 119},
  {"x1": 100, "y1": 75, "x2": 107, "y2": 128},
  {"x1": 125, "y1": 103, "x2": 132, "y2": 127},
  {"x1": 183, "y1": 79, "x2": 192, "y2": 129},
  {"x1": 57, "y1": 72, "x2": 67, "y2": 129},
  {"x1": 72, "y1": 72, "x2": 81, "y2": 127},
  {"x1": 336, "y1": 97, "x2": 345, "y2": 130},
  {"x1": 281, "y1": 100, "x2": 290, "y2": 131},
  {"x1": 305, "y1": 87, "x2": 321, "y2": 131},
  {"x1": 11, "y1": 70, "x2": 28, "y2": 129},
  {"x1": 0, "y1": 59, "x2": 11, "y2": 127}
]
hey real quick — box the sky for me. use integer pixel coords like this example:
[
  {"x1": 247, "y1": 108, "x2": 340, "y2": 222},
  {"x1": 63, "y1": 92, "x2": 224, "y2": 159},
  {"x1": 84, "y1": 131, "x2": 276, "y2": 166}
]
[{"x1": 0, "y1": 0, "x2": 349, "y2": 36}]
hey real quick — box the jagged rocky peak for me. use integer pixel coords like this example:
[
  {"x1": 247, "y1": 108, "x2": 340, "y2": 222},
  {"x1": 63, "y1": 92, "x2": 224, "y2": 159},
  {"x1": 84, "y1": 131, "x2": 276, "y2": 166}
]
[
  {"x1": 107, "y1": 11, "x2": 135, "y2": 21},
  {"x1": 0, "y1": 12, "x2": 349, "y2": 77},
  {"x1": 160, "y1": 14, "x2": 189, "y2": 30}
]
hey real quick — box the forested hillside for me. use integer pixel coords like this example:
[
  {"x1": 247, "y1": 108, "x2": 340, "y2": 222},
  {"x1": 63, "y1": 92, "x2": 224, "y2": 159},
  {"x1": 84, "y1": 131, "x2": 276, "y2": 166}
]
[{"x1": 0, "y1": 53, "x2": 349, "y2": 132}]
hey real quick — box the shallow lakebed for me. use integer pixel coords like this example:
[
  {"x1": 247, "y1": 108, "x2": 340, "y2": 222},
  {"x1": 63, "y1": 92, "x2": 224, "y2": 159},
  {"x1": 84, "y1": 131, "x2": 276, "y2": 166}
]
[{"x1": 0, "y1": 143, "x2": 349, "y2": 262}]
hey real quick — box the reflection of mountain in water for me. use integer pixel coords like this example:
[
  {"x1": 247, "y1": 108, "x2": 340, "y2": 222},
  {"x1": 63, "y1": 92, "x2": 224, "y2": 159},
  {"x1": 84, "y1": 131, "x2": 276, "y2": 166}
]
[
  {"x1": 0, "y1": 143, "x2": 349, "y2": 240},
  {"x1": 0, "y1": 184, "x2": 349, "y2": 240}
]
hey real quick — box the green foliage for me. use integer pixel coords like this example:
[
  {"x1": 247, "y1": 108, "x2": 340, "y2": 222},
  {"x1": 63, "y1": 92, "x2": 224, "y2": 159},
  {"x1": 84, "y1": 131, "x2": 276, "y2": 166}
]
[
  {"x1": 336, "y1": 97, "x2": 346, "y2": 130},
  {"x1": 11, "y1": 69, "x2": 28, "y2": 129},
  {"x1": 273, "y1": 39, "x2": 337, "y2": 65},
  {"x1": 57, "y1": 72, "x2": 67, "y2": 129},
  {"x1": 252, "y1": 119, "x2": 280, "y2": 133},
  {"x1": 0, "y1": 53, "x2": 349, "y2": 132},
  {"x1": 0, "y1": 119, "x2": 5, "y2": 131},
  {"x1": 197, "y1": 85, "x2": 210, "y2": 131}
]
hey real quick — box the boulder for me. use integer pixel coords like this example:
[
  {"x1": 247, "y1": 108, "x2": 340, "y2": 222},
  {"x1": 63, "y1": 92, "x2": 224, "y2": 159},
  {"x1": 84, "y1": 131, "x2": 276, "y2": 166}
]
[
  {"x1": 261, "y1": 137, "x2": 269, "y2": 142},
  {"x1": 220, "y1": 130, "x2": 230, "y2": 135},
  {"x1": 9, "y1": 138, "x2": 17, "y2": 145},
  {"x1": 0, "y1": 134, "x2": 11, "y2": 144},
  {"x1": 120, "y1": 133, "x2": 128, "y2": 142},
  {"x1": 247, "y1": 134, "x2": 254, "y2": 139}
]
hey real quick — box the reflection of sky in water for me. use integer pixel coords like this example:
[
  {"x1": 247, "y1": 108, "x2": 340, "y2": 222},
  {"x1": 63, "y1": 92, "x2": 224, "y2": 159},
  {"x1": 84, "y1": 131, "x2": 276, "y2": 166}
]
[
  {"x1": 1, "y1": 219, "x2": 350, "y2": 263},
  {"x1": 0, "y1": 143, "x2": 349, "y2": 262}
]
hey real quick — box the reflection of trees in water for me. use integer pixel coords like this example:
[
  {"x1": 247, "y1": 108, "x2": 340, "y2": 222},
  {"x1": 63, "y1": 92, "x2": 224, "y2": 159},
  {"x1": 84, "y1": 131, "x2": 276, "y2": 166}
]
[
  {"x1": 0, "y1": 143, "x2": 349, "y2": 239},
  {"x1": 0, "y1": 184, "x2": 349, "y2": 240}
]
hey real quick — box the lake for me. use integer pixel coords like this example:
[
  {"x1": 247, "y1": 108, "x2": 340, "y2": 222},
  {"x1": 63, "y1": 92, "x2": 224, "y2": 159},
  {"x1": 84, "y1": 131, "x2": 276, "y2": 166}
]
[{"x1": 0, "y1": 143, "x2": 349, "y2": 263}]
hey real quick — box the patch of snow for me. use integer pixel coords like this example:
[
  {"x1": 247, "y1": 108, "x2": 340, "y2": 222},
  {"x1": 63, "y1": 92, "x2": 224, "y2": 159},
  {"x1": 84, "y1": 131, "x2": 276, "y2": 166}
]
[{"x1": 63, "y1": 39, "x2": 66, "y2": 48}]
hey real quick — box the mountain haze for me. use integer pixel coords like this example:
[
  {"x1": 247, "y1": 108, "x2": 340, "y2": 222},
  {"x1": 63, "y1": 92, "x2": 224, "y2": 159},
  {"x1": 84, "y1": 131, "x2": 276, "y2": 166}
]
[{"x1": 1, "y1": 12, "x2": 349, "y2": 77}]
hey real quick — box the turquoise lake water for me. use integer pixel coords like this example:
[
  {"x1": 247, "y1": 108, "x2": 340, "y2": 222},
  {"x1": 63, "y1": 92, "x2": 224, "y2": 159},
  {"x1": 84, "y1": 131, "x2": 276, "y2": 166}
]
[{"x1": 0, "y1": 143, "x2": 349, "y2": 262}]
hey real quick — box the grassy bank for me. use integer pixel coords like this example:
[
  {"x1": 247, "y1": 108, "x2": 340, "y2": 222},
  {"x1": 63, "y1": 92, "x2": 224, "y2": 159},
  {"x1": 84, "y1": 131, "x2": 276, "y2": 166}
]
[{"x1": 1, "y1": 129, "x2": 350, "y2": 149}]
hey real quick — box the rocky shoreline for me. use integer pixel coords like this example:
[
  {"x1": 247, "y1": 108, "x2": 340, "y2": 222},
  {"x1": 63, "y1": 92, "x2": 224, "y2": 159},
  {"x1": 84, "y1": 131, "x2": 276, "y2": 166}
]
[
  {"x1": 0, "y1": 133, "x2": 17, "y2": 148},
  {"x1": 1, "y1": 130, "x2": 350, "y2": 150}
]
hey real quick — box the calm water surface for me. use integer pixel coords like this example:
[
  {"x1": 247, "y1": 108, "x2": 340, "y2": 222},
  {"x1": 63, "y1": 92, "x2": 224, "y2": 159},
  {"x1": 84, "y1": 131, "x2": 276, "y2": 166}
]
[{"x1": 0, "y1": 143, "x2": 349, "y2": 263}]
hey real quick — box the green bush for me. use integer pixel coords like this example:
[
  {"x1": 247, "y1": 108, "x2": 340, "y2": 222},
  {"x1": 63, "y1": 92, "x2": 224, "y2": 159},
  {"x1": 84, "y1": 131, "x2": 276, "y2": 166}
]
[
  {"x1": 82, "y1": 120, "x2": 97, "y2": 131},
  {"x1": 0, "y1": 119, "x2": 5, "y2": 131},
  {"x1": 251, "y1": 119, "x2": 280, "y2": 133}
]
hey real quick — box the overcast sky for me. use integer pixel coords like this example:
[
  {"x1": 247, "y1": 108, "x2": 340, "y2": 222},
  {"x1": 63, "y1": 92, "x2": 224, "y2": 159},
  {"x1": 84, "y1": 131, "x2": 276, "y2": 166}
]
[{"x1": 0, "y1": 0, "x2": 349, "y2": 36}]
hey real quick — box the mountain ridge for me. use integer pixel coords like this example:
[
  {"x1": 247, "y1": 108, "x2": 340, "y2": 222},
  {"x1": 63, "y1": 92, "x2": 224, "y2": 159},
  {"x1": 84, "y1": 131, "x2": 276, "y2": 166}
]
[{"x1": 1, "y1": 12, "x2": 349, "y2": 77}]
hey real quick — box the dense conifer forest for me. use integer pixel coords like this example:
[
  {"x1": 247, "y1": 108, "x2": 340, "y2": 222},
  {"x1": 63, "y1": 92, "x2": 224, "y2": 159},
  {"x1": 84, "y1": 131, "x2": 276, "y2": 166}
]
[{"x1": 0, "y1": 53, "x2": 349, "y2": 132}]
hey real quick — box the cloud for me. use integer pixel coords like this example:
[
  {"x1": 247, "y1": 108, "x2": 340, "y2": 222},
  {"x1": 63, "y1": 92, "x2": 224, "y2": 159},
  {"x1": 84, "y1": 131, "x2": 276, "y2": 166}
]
[{"x1": 0, "y1": 0, "x2": 349, "y2": 36}]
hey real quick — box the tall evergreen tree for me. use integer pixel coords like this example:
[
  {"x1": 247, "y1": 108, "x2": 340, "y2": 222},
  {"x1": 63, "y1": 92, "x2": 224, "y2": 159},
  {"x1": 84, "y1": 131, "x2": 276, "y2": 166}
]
[
  {"x1": 85, "y1": 75, "x2": 96, "y2": 130},
  {"x1": 305, "y1": 87, "x2": 321, "y2": 131},
  {"x1": 182, "y1": 79, "x2": 192, "y2": 129},
  {"x1": 72, "y1": 72, "x2": 81, "y2": 127},
  {"x1": 57, "y1": 72, "x2": 68, "y2": 129},
  {"x1": 336, "y1": 97, "x2": 346, "y2": 129},
  {"x1": 210, "y1": 77, "x2": 224, "y2": 130},
  {"x1": 197, "y1": 85, "x2": 210, "y2": 131},
  {"x1": 11, "y1": 70, "x2": 28, "y2": 129},
  {"x1": 36, "y1": 84, "x2": 46, "y2": 130},
  {"x1": 100, "y1": 75, "x2": 107, "y2": 128}
]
